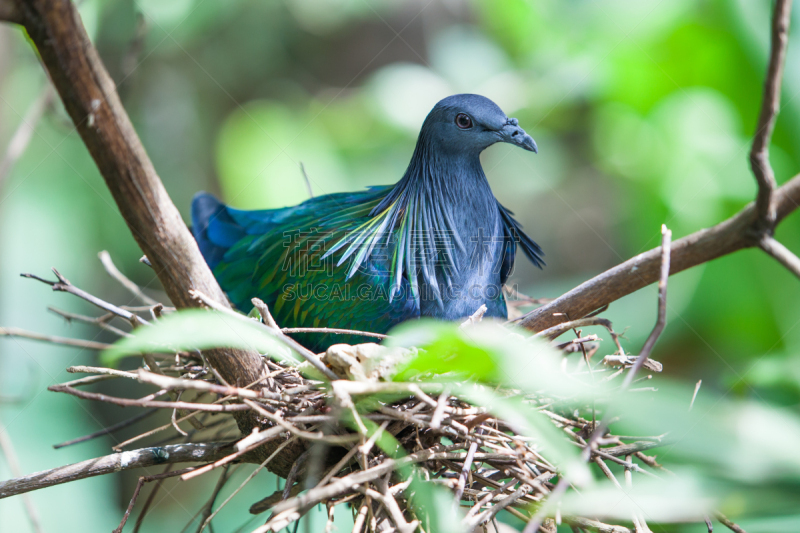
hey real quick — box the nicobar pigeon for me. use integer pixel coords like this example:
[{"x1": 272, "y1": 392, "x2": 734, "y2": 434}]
[{"x1": 192, "y1": 94, "x2": 544, "y2": 352}]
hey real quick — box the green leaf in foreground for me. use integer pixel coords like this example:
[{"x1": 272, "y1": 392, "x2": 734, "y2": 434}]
[
  {"x1": 407, "y1": 473, "x2": 464, "y2": 533},
  {"x1": 559, "y1": 471, "x2": 716, "y2": 522},
  {"x1": 388, "y1": 319, "x2": 605, "y2": 402},
  {"x1": 102, "y1": 309, "x2": 296, "y2": 366}
]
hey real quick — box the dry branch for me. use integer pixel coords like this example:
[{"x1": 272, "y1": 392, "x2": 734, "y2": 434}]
[
  {"x1": 0, "y1": 443, "x2": 231, "y2": 498},
  {"x1": 751, "y1": 0, "x2": 793, "y2": 228},
  {"x1": 3, "y1": 0, "x2": 267, "y2": 398},
  {"x1": 519, "y1": 169, "x2": 800, "y2": 333}
]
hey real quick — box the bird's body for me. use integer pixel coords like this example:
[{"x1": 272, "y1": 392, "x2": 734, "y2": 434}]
[{"x1": 192, "y1": 95, "x2": 543, "y2": 351}]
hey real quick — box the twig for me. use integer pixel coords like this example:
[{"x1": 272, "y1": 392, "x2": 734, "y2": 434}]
[
  {"x1": 750, "y1": 0, "x2": 793, "y2": 229},
  {"x1": 137, "y1": 369, "x2": 282, "y2": 401},
  {"x1": 48, "y1": 383, "x2": 251, "y2": 412},
  {"x1": 621, "y1": 225, "x2": 671, "y2": 390},
  {"x1": 281, "y1": 327, "x2": 388, "y2": 339},
  {"x1": 98, "y1": 250, "x2": 158, "y2": 305},
  {"x1": 0, "y1": 326, "x2": 111, "y2": 350},
  {"x1": 715, "y1": 512, "x2": 747, "y2": 533},
  {"x1": 471, "y1": 484, "x2": 532, "y2": 528},
  {"x1": 453, "y1": 442, "x2": 478, "y2": 501},
  {"x1": 67, "y1": 365, "x2": 138, "y2": 379},
  {"x1": 0, "y1": 424, "x2": 43, "y2": 532},
  {"x1": 533, "y1": 317, "x2": 624, "y2": 355},
  {"x1": 53, "y1": 408, "x2": 158, "y2": 449},
  {"x1": 0, "y1": 443, "x2": 232, "y2": 498},
  {"x1": 0, "y1": 86, "x2": 53, "y2": 191},
  {"x1": 194, "y1": 465, "x2": 234, "y2": 533},
  {"x1": 243, "y1": 399, "x2": 359, "y2": 444},
  {"x1": 251, "y1": 298, "x2": 280, "y2": 329},
  {"x1": 564, "y1": 517, "x2": 632, "y2": 533},
  {"x1": 22, "y1": 269, "x2": 150, "y2": 326},
  {"x1": 202, "y1": 437, "x2": 298, "y2": 530},
  {"x1": 460, "y1": 304, "x2": 488, "y2": 327},
  {"x1": 113, "y1": 465, "x2": 198, "y2": 533},
  {"x1": 49, "y1": 306, "x2": 131, "y2": 337},
  {"x1": 299, "y1": 162, "x2": 314, "y2": 198},
  {"x1": 758, "y1": 234, "x2": 800, "y2": 279},
  {"x1": 267, "y1": 446, "x2": 478, "y2": 517},
  {"x1": 689, "y1": 380, "x2": 702, "y2": 411}
]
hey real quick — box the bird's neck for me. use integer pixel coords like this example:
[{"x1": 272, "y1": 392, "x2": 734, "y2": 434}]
[{"x1": 382, "y1": 137, "x2": 497, "y2": 216}]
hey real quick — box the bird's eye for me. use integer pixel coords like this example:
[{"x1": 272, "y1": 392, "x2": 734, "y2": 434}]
[{"x1": 455, "y1": 113, "x2": 472, "y2": 129}]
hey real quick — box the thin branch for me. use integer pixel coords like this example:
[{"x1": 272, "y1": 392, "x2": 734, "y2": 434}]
[
  {"x1": 751, "y1": 0, "x2": 793, "y2": 228},
  {"x1": 22, "y1": 269, "x2": 150, "y2": 326},
  {"x1": 48, "y1": 383, "x2": 251, "y2": 412},
  {"x1": 759, "y1": 234, "x2": 800, "y2": 279},
  {"x1": 299, "y1": 162, "x2": 314, "y2": 198},
  {"x1": 621, "y1": 226, "x2": 671, "y2": 390},
  {"x1": 0, "y1": 425, "x2": 43, "y2": 532},
  {"x1": 715, "y1": 512, "x2": 747, "y2": 533},
  {"x1": 0, "y1": 86, "x2": 53, "y2": 190},
  {"x1": 453, "y1": 442, "x2": 478, "y2": 501},
  {"x1": 136, "y1": 369, "x2": 282, "y2": 401},
  {"x1": 194, "y1": 465, "x2": 234, "y2": 533},
  {"x1": 0, "y1": 326, "x2": 111, "y2": 350},
  {"x1": 0, "y1": 443, "x2": 232, "y2": 498},
  {"x1": 280, "y1": 327, "x2": 388, "y2": 339},
  {"x1": 202, "y1": 437, "x2": 299, "y2": 529},
  {"x1": 52, "y1": 408, "x2": 158, "y2": 449},
  {"x1": 49, "y1": 306, "x2": 131, "y2": 337},
  {"x1": 113, "y1": 465, "x2": 198, "y2": 533},
  {"x1": 98, "y1": 250, "x2": 159, "y2": 305}
]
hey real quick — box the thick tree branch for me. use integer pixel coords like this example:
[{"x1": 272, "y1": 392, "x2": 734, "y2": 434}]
[
  {"x1": 0, "y1": 443, "x2": 232, "y2": 498},
  {"x1": 751, "y1": 0, "x2": 792, "y2": 229},
  {"x1": 1, "y1": 0, "x2": 312, "y2": 477},
  {"x1": 0, "y1": 0, "x2": 21, "y2": 24},
  {"x1": 8, "y1": 0, "x2": 265, "y2": 388}
]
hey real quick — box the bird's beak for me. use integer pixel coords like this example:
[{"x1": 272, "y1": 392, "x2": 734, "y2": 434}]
[{"x1": 500, "y1": 118, "x2": 537, "y2": 153}]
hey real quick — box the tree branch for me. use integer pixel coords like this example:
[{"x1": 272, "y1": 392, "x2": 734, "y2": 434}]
[
  {"x1": 759, "y1": 234, "x2": 800, "y2": 278},
  {"x1": 518, "y1": 174, "x2": 800, "y2": 331},
  {"x1": 8, "y1": 0, "x2": 265, "y2": 388},
  {"x1": 0, "y1": 443, "x2": 232, "y2": 498},
  {"x1": 0, "y1": 0, "x2": 21, "y2": 24},
  {"x1": 520, "y1": 0, "x2": 798, "y2": 332},
  {"x1": 751, "y1": 0, "x2": 793, "y2": 229}
]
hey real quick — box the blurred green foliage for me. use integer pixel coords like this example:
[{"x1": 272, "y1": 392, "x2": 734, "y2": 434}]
[{"x1": 1, "y1": 0, "x2": 800, "y2": 531}]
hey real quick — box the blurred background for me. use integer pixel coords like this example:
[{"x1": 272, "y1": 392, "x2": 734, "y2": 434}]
[{"x1": 1, "y1": 0, "x2": 799, "y2": 531}]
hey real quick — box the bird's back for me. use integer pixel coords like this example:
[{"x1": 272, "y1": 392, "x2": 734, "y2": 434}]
[{"x1": 191, "y1": 189, "x2": 420, "y2": 351}]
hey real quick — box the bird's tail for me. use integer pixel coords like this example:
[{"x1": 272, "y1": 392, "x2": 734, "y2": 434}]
[{"x1": 191, "y1": 192, "x2": 247, "y2": 270}]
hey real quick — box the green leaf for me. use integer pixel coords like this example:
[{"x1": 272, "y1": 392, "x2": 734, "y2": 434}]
[
  {"x1": 102, "y1": 309, "x2": 297, "y2": 366},
  {"x1": 612, "y1": 381, "x2": 800, "y2": 482},
  {"x1": 407, "y1": 473, "x2": 464, "y2": 533},
  {"x1": 559, "y1": 470, "x2": 716, "y2": 522},
  {"x1": 388, "y1": 320, "x2": 605, "y2": 402}
]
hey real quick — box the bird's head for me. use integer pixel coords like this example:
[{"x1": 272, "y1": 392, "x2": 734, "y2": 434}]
[{"x1": 419, "y1": 94, "x2": 537, "y2": 157}]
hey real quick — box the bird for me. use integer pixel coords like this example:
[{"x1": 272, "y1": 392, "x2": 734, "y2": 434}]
[{"x1": 192, "y1": 94, "x2": 544, "y2": 352}]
